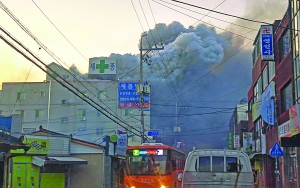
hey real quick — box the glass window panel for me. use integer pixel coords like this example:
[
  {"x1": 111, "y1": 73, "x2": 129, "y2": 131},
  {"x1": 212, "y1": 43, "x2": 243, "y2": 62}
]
[
  {"x1": 97, "y1": 111, "x2": 101, "y2": 117},
  {"x1": 257, "y1": 76, "x2": 262, "y2": 98},
  {"x1": 226, "y1": 157, "x2": 238, "y2": 172},
  {"x1": 294, "y1": 0, "x2": 298, "y2": 16},
  {"x1": 35, "y1": 110, "x2": 44, "y2": 118},
  {"x1": 125, "y1": 109, "x2": 133, "y2": 116},
  {"x1": 295, "y1": 35, "x2": 299, "y2": 56},
  {"x1": 253, "y1": 83, "x2": 258, "y2": 101},
  {"x1": 262, "y1": 66, "x2": 268, "y2": 89},
  {"x1": 281, "y1": 82, "x2": 293, "y2": 112},
  {"x1": 296, "y1": 78, "x2": 300, "y2": 100},
  {"x1": 17, "y1": 92, "x2": 25, "y2": 100},
  {"x1": 283, "y1": 30, "x2": 291, "y2": 56},
  {"x1": 296, "y1": 57, "x2": 300, "y2": 76},
  {"x1": 294, "y1": 38, "x2": 297, "y2": 58},
  {"x1": 212, "y1": 156, "x2": 224, "y2": 172},
  {"x1": 96, "y1": 128, "x2": 103, "y2": 135},
  {"x1": 77, "y1": 109, "x2": 86, "y2": 117},
  {"x1": 199, "y1": 157, "x2": 211, "y2": 172},
  {"x1": 98, "y1": 91, "x2": 106, "y2": 99},
  {"x1": 291, "y1": 0, "x2": 294, "y2": 17},
  {"x1": 268, "y1": 61, "x2": 275, "y2": 80}
]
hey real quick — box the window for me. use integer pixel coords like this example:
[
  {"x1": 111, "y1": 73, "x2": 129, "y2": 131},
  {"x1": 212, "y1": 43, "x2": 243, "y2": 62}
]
[
  {"x1": 125, "y1": 109, "x2": 133, "y2": 116},
  {"x1": 262, "y1": 66, "x2": 268, "y2": 90},
  {"x1": 61, "y1": 117, "x2": 68, "y2": 123},
  {"x1": 268, "y1": 61, "x2": 275, "y2": 80},
  {"x1": 196, "y1": 156, "x2": 239, "y2": 172},
  {"x1": 295, "y1": 77, "x2": 300, "y2": 103},
  {"x1": 62, "y1": 100, "x2": 72, "y2": 105},
  {"x1": 40, "y1": 91, "x2": 46, "y2": 97},
  {"x1": 253, "y1": 76, "x2": 262, "y2": 102},
  {"x1": 14, "y1": 110, "x2": 24, "y2": 117},
  {"x1": 96, "y1": 127, "x2": 103, "y2": 135},
  {"x1": 35, "y1": 109, "x2": 44, "y2": 118},
  {"x1": 197, "y1": 157, "x2": 210, "y2": 172},
  {"x1": 281, "y1": 82, "x2": 293, "y2": 112},
  {"x1": 98, "y1": 91, "x2": 106, "y2": 99},
  {"x1": 254, "y1": 118, "x2": 263, "y2": 138},
  {"x1": 279, "y1": 30, "x2": 291, "y2": 61},
  {"x1": 17, "y1": 92, "x2": 25, "y2": 100},
  {"x1": 97, "y1": 111, "x2": 101, "y2": 117},
  {"x1": 212, "y1": 157, "x2": 224, "y2": 172},
  {"x1": 78, "y1": 109, "x2": 86, "y2": 120},
  {"x1": 62, "y1": 75, "x2": 70, "y2": 80}
]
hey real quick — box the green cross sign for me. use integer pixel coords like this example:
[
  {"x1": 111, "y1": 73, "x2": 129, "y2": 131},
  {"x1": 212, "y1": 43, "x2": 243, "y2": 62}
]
[{"x1": 96, "y1": 60, "x2": 109, "y2": 73}]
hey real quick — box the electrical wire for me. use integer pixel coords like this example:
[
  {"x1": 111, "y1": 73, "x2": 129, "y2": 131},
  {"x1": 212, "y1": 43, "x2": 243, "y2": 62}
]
[{"x1": 0, "y1": 27, "x2": 146, "y2": 139}]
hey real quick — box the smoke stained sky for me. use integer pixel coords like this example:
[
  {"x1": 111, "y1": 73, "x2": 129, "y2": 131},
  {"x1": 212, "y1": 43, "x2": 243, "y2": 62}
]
[{"x1": 0, "y1": 0, "x2": 288, "y2": 149}]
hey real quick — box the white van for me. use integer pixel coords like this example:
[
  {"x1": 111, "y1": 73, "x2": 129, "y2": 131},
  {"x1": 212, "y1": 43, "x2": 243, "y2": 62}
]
[{"x1": 182, "y1": 149, "x2": 254, "y2": 188}]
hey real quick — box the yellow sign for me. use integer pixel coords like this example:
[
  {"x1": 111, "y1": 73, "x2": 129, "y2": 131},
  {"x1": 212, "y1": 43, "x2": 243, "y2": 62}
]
[
  {"x1": 12, "y1": 138, "x2": 49, "y2": 154},
  {"x1": 254, "y1": 161, "x2": 261, "y2": 172}
]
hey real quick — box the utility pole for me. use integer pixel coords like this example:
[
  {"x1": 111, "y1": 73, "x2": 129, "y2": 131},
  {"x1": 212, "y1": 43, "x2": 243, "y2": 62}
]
[
  {"x1": 174, "y1": 101, "x2": 187, "y2": 146},
  {"x1": 138, "y1": 32, "x2": 163, "y2": 144}
]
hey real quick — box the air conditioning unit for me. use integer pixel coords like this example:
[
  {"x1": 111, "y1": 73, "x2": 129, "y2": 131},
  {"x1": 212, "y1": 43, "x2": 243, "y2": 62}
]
[{"x1": 81, "y1": 117, "x2": 86, "y2": 121}]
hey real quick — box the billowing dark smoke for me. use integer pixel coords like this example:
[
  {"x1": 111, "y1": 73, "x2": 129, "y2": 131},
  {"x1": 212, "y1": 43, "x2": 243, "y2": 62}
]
[
  {"x1": 108, "y1": 21, "x2": 250, "y2": 152},
  {"x1": 107, "y1": 0, "x2": 288, "y2": 153}
]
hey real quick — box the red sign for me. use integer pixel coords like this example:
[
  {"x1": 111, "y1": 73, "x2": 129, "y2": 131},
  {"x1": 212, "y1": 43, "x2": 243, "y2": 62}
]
[{"x1": 118, "y1": 102, "x2": 149, "y2": 109}]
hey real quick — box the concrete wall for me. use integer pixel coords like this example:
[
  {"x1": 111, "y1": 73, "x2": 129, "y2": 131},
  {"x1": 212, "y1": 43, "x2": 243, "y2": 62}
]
[{"x1": 70, "y1": 153, "x2": 104, "y2": 188}]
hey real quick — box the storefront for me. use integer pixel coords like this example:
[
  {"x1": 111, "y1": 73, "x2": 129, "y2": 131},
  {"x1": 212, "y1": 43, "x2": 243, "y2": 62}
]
[{"x1": 10, "y1": 134, "x2": 88, "y2": 188}]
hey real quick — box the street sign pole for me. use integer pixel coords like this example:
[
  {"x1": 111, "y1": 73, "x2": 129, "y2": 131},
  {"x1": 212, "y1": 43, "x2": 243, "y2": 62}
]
[
  {"x1": 275, "y1": 157, "x2": 279, "y2": 188},
  {"x1": 269, "y1": 142, "x2": 284, "y2": 188}
]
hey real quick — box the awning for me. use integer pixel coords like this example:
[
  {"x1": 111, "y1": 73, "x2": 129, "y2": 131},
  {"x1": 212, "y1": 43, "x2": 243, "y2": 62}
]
[
  {"x1": 32, "y1": 156, "x2": 87, "y2": 167},
  {"x1": 249, "y1": 152, "x2": 265, "y2": 160}
]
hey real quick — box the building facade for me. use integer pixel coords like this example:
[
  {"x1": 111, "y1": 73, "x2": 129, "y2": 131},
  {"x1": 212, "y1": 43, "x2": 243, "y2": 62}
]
[
  {"x1": 247, "y1": 2, "x2": 300, "y2": 187},
  {"x1": 0, "y1": 61, "x2": 150, "y2": 146}
]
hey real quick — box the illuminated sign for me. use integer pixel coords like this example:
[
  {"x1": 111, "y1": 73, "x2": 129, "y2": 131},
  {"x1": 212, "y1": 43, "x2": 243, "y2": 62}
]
[
  {"x1": 260, "y1": 25, "x2": 274, "y2": 60},
  {"x1": 132, "y1": 149, "x2": 163, "y2": 156},
  {"x1": 118, "y1": 81, "x2": 150, "y2": 109}
]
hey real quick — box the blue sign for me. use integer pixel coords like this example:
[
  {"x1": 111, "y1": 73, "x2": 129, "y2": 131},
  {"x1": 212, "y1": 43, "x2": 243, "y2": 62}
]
[
  {"x1": 118, "y1": 82, "x2": 149, "y2": 103},
  {"x1": 0, "y1": 116, "x2": 12, "y2": 131},
  {"x1": 261, "y1": 99, "x2": 274, "y2": 125},
  {"x1": 147, "y1": 130, "x2": 160, "y2": 136},
  {"x1": 260, "y1": 25, "x2": 274, "y2": 61},
  {"x1": 269, "y1": 142, "x2": 284, "y2": 157}
]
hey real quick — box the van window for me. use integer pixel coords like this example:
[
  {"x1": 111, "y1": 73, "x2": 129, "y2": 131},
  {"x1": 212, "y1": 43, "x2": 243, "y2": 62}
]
[
  {"x1": 198, "y1": 157, "x2": 210, "y2": 172},
  {"x1": 212, "y1": 157, "x2": 224, "y2": 172},
  {"x1": 195, "y1": 156, "x2": 239, "y2": 172}
]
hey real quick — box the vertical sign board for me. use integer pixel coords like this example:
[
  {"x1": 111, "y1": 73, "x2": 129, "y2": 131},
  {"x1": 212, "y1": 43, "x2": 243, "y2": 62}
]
[
  {"x1": 260, "y1": 25, "x2": 274, "y2": 61},
  {"x1": 243, "y1": 132, "x2": 253, "y2": 153},
  {"x1": 234, "y1": 135, "x2": 240, "y2": 149},
  {"x1": 227, "y1": 132, "x2": 233, "y2": 150},
  {"x1": 118, "y1": 81, "x2": 149, "y2": 109},
  {"x1": 116, "y1": 133, "x2": 127, "y2": 157}
]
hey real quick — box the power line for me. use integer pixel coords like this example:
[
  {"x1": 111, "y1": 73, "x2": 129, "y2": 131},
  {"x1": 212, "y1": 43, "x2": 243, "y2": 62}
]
[
  {"x1": 0, "y1": 2, "x2": 148, "y2": 139},
  {"x1": 170, "y1": 0, "x2": 286, "y2": 28},
  {"x1": 0, "y1": 27, "x2": 145, "y2": 139}
]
